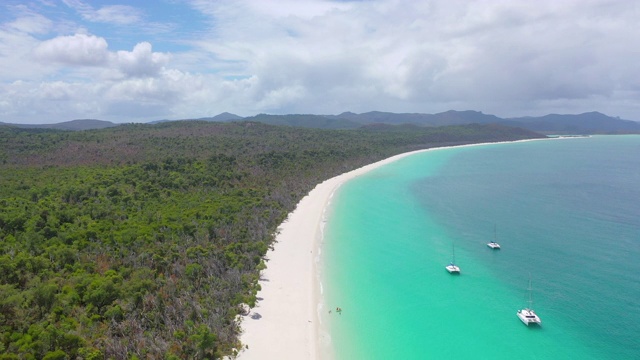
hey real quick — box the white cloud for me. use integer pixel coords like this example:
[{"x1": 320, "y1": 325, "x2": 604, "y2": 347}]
[
  {"x1": 87, "y1": 5, "x2": 141, "y2": 25},
  {"x1": 0, "y1": 8, "x2": 56, "y2": 82},
  {"x1": 34, "y1": 33, "x2": 109, "y2": 66},
  {"x1": 5, "y1": 11, "x2": 53, "y2": 34},
  {"x1": 39, "y1": 81, "x2": 74, "y2": 101},
  {"x1": 62, "y1": 0, "x2": 141, "y2": 25},
  {"x1": 111, "y1": 42, "x2": 170, "y2": 78},
  {"x1": 32, "y1": 34, "x2": 170, "y2": 79}
]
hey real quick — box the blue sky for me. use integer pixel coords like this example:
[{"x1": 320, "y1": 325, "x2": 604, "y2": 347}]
[{"x1": 1, "y1": 0, "x2": 639, "y2": 124}]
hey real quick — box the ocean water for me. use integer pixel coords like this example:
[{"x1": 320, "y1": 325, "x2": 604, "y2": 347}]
[{"x1": 322, "y1": 135, "x2": 640, "y2": 359}]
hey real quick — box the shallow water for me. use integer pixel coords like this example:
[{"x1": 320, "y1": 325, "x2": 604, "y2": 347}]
[{"x1": 323, "y1": 136, "x2": 640, "y2": 359}]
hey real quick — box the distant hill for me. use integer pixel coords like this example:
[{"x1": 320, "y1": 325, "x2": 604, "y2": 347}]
[
  {"x1": 0, "y1": 119, "x2": 118, "y2": 131},
  {"x1": 330, "y1": 110, "x2": 640, "y2": 134},
  {"x1": 235, "y1": 111, "x2": 501, "y2": 129},
  {"x1": 428, "y1": 110, "x2": 503, "y2": 126},
  {"x1": 149, "y1": 112, "x2": 244, "y2": 124},
  {"x1": 208, "y1": 112, "x2": 244, "y2": 121},
  {"x1": 500, "y1": 112, "x2": 640, "y2": 134},
  {"x1": 331, "y1": 111, "x2": 434, "y2": 125},
  {"x1": 2, "y1": 110, "x2": 638, "y2": 134},
  {"x1": 240, "y1": 114, "x2": 362, "y2": 129},
  {"x1": 330, "y1": 110, "x2": 502, "y2": 126}
]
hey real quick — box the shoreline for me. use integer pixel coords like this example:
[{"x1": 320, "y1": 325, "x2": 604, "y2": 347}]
[{"x1": 236, "y1": 138, "x2": 551, "y2": 359}]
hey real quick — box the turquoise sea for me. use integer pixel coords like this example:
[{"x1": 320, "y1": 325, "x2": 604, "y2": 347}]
[{"x1": 322, "y1": 135, "x2": 640, "y2": 359}]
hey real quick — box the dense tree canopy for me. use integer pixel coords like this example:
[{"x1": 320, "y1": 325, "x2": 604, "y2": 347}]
[{"x1": 0, "y1": 121, "x2": 544, "y2": 358}]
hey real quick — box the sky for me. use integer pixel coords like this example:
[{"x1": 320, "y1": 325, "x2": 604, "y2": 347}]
[{"x1": 1, "y1": 0, "x2": 639, "y2": 124}]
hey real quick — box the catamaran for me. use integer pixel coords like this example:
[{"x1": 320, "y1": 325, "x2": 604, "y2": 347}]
[
  {"x1": 487, "y1": 224, "x2": 501, "y2": 249},
  {"x1": 517, "y1": 277, "x2": 541, "y2": 326},
  {"x1": 445, "y1": 245, "x2": 461, "y2": 274}
]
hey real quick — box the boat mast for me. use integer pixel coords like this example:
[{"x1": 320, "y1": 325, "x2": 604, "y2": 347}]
[{"x1": 527, "y1": 276, "x2": 534, "y2": 310}]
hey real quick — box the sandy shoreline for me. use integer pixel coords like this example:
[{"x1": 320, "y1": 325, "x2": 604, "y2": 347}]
[{"x1": 236, "y1": 139, "x2": 551, "y2": 359}]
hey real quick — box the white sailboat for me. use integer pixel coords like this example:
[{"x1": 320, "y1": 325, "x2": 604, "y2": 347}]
[
  {"x1": 517, "y1": 277, "x2": 541, "y2": 326},
  {"x1": 445, "y1": 245, "x2": 461, "y2": 274},
  {"x1": 487, "y1": 224, "x2": 501, "y2": 249}
]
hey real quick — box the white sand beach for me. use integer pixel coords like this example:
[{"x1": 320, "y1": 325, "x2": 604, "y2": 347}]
[
  {"x1": 237, "y1": 139, "x2": 549, "y2": 359},
  {"x1": 236, "y1": 149, "x2": 429, "y2": 359}
]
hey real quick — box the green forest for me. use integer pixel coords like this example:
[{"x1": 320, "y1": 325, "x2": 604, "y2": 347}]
[{"x1": 0, "y1": 120, "x2": 544, "y2": 359}]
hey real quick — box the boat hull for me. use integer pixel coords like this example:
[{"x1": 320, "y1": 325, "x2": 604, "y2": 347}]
[
  {"x1": 517, "y1": 309, "x2": 541, "y2": 326},
  {"x1": 445, "y1": 264, "x2": 460, "y2": 274}
]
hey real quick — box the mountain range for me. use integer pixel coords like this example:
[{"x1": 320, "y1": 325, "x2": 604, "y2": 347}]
[{"x1": 2, "y1": 110, "x2": 639, "y2": 134}]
